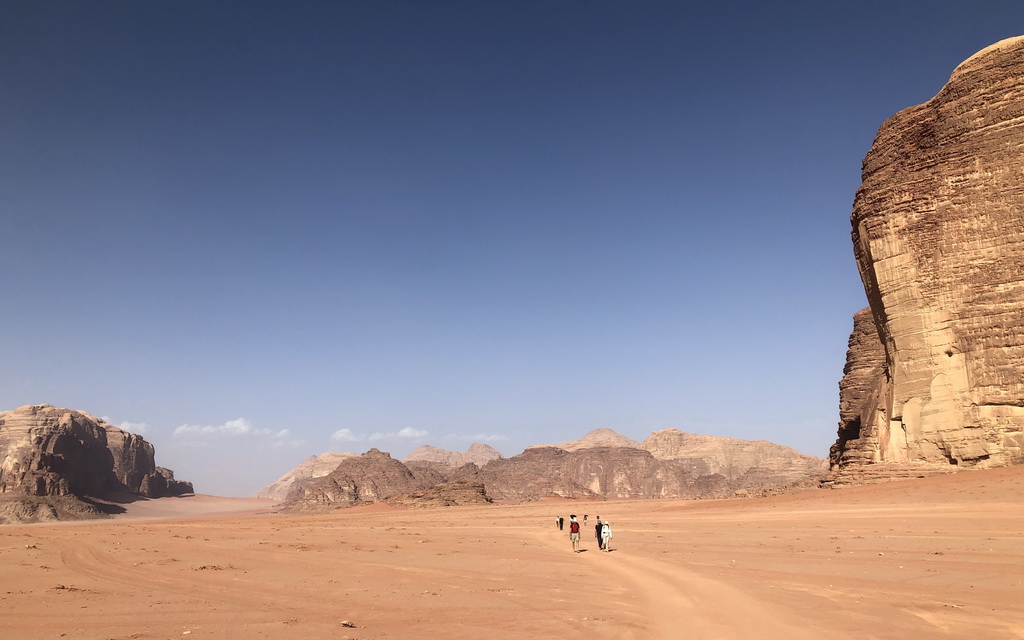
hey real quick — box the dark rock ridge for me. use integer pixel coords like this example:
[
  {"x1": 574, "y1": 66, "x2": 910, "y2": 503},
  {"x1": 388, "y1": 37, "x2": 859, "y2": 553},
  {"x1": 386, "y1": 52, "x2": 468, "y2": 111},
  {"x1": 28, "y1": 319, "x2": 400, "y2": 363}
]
[
  {"x1": 384, "y1": 481, "x2": 492, "y2": 509},
  {"x1": 0, "y1": 404, "x2": 192, "y2": 522},
  {"x1": 282, "y1": 448, "x2": 429, "y2": 509},
  {"x1": 281, "y1": 428, "x2": 826, "y2": 510},
  {"x1": 831, "y1": 36, "x2": 1024, "y2": 483}
]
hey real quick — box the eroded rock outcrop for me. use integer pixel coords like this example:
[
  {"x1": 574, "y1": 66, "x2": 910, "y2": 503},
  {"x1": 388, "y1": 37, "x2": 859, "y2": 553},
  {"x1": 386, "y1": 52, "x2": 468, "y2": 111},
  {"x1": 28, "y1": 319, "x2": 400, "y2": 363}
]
[
  {"x1": 832, "y1": 37, "x2": 1024, "y2": 480},
  {"x1": 0, "y1": 404, "x2": 192, "y2": 504},
  {"x1": 404, "y1": 442, "x2": 503, "y2": 468},
  {"x1": 478, "y1": 435, "x2": 821, "y2": 502},
  {"x1": 384, "y1": 481, "x2": 492, "y2": 508},
  {"x1": 282, "y1": 448, "x2": 426, "y2": 510},
  {"x1": 552, "y1": 428, "x2": 641, "y2": 451},
  {"x1": 643, "y1": 429, "x2": 827, "y2": 485},
  {"x1": 277, "y1": 427, "x2": 826, "y2": 510},
  {"x1": 253, "y1": 451, "x2": 356, "y2": 500}
]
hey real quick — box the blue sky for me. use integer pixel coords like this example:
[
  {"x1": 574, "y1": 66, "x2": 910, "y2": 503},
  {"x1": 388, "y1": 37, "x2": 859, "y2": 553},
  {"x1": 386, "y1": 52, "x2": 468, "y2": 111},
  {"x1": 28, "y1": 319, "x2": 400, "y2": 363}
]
[{"x1": 3, "y1": 1, "x2": 1022, "y2": 496}]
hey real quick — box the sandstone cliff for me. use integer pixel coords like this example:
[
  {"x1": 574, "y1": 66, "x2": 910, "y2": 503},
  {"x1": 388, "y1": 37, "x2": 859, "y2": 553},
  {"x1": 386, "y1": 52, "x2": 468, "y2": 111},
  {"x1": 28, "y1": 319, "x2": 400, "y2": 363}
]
[
  {"x1": 832, "y1": 36, "x2": 1024, "y2": 480},
  {"x1": 383, "y1": 481, "x2": 492, "y2": 508},
  {"x1": 253, "y1": 451, "x2": 356, "y2": 500},
  {"x1": 552, "y1": 428, "x2": 641, "y2": 451},
  {"x1": 831, "y1": 308, "x2": 890, "y2": 468},
  {"x1": 404, "y1": 442, "x2": 503, "y2": 467},
  {"x1": 0, "y1": 404, "x2": 192, "y2": 504},
  {"x1": 643, "y1": 429, "x2": 827, "y2": 485},
  {"x1": 477, "y1": 439, "x2": 818, "y2": 502},
  {"x1": 478, "y1": 445, "x2": 717, "y2": 501},
  {"x1": 276, "y1": 427, "x2": 826, "y2": 510},
  {"x1": 282, "y1": 448, "x2": 427, "y2": 510}
]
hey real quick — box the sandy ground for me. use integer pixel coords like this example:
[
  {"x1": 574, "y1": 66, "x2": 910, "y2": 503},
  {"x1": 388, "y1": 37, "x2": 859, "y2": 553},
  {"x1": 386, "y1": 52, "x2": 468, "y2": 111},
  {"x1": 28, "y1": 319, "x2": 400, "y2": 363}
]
[{"x1": 1, "y1": 468, "x2": 1023, "y2": 640}]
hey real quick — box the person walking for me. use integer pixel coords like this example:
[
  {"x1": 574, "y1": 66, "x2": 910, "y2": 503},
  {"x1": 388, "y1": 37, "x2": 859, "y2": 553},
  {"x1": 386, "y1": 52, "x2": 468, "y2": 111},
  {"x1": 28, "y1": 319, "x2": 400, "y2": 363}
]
[
  {"x1": 594, "y1": 517, "x2": 604, "y2": 550},
  {"x1": 569, "y1": 516, "x2": 581, "y2": 553},
  {"x1": 557, "y1": 516, "x2": 564, "y2": 531},
  {"x1": 601, "y1": 521, "x2": 612, "y2": 552}
]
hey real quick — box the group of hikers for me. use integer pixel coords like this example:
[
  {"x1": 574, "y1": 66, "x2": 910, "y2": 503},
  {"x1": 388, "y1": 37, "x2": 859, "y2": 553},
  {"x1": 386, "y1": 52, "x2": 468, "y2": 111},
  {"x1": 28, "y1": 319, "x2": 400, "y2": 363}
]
[{"x1": 556, "y1": 514, "x2": 612, "y2": 553}]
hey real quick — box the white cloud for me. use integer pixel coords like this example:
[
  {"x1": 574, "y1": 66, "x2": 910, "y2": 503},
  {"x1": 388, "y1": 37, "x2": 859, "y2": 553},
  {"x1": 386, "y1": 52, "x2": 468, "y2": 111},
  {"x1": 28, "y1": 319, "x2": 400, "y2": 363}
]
[
  {"x1": 174, "y1": 418, "x2": 263, "y2": 438},
  {"x1": 368, "y1": 426, "x2": 429, "y2": 442},
  {"x1": 443, "y1": 433, "x2": 510, "y2": 443},
  {"x1": 468, "y1": 433, "x2": 510, "y2": 443},
  {"x1": 334, "y1": 427, "x2": 430, "y2": 443},
  {"x1": 331, "y1": 428, "x2": 364, "y2": 442},
  {"x1": 272, "y1": 430, "x2": 307, "y2": 449},
  {"x1": 398, "y1": 426, "x2": 429, "y2": 439},
  {"x1": 173, "y1": 418, "x2": 304, "y2": 448},
  {"x1": 118, "y1": 421, "x2": 150, "y2": 435}
]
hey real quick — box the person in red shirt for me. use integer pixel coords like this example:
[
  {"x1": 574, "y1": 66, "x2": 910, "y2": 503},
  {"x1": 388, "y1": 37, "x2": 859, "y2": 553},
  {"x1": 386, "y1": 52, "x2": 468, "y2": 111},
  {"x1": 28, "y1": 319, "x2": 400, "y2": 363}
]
[{"x1": 569, "y1": 515, "x2": 581, "y2": 553}]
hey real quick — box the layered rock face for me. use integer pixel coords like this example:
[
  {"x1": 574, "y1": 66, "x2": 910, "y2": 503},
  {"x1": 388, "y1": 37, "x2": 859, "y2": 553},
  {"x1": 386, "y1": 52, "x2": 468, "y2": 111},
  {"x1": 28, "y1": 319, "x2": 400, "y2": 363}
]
[
  {"x1": 260, "y1": 443, "x2": 502, "y2": 501},
  {"x1": 283, "y1": 448, "x2": 429, "y2": 509},
  {"x1": 278, "y1": 428, "x2": 826, "y2": 510},
  {"x1": 553, "y1": 428, "x2": 641, "y2": 451},
  {"x1": 833, "y1": 37, "x2": 1024, "y2": 477},
  {"x1": 253, "y1": 451, "x2": 356, "y2": 500},
  {"x1": 404, "y1": 442, "x2": 503, "y2": 467},
  {"x1": 831, "y1": 308, "x2": 890, "y2": 468},
  {"x1": 643, "y1": 429, "x2": 827, "y2": 485},
  {"x1": 0, "y1": 404, "x2": 192, "y2": 500},
  {"x1": 478, "y1": 445, "x2": 729, "y2": 501},
  {"x1": 383, "y1": 481, "x2": 492, "y2": 508}
]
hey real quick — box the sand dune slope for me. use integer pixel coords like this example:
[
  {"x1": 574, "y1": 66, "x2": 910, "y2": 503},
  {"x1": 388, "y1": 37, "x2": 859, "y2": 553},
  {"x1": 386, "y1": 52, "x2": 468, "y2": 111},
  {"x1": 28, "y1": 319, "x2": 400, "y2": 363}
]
[{"x1": 1, "y1": 467, "x2": 1022, "y2": 639}]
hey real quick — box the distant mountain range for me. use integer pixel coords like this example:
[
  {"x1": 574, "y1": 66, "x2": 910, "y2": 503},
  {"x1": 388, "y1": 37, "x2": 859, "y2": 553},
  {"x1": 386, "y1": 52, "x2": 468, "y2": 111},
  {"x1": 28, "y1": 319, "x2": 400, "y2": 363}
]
[{"x1": 261, "y1": 427, "x2": 827, "y2": 509}]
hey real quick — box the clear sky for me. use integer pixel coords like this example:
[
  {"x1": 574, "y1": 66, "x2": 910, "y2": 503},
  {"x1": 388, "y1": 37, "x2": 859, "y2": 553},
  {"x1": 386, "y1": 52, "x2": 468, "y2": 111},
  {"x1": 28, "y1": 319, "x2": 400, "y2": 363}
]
[{"x1": 2, "y1": 1, "x2": 1022, "y2": 496}]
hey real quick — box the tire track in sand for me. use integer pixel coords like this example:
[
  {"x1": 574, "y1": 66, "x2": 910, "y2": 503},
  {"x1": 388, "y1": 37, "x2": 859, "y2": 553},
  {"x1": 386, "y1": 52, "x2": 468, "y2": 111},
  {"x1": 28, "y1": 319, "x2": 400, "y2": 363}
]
[{"x1": 531, "y1": 531, "x2": 819, "y2": 640}]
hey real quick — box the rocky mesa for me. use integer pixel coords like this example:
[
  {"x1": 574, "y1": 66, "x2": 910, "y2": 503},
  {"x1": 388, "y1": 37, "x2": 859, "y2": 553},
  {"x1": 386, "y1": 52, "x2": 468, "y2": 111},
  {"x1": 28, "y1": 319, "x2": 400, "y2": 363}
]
[
  {"x1": 831, "y1": 36, "x2": 1024, "y2": 482},
  {"x1": 280, "y1": 428, "x2": 826, "y2": 510},
  {"x1": 0, "y1": 404, "x2": 192, "y2": 523},
  {"x1": 282, "y1": 448, "x2": 433, "y2": 510}
]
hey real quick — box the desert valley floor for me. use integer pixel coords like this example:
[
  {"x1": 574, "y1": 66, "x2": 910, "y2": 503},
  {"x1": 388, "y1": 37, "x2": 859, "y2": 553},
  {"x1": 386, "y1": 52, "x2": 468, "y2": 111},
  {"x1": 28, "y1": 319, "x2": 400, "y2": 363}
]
[{"x1": 2, "y1": 467, "x2": 1023, "y2": 639}]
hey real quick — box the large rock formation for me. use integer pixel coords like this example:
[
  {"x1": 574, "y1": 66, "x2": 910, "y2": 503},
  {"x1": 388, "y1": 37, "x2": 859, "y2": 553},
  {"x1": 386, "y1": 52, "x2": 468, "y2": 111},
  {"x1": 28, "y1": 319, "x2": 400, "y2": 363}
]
[
  {"x1": 553, "y1": 428, "x2": 641, "y2": 451},
  {"x1": 478, "y1": 432, "x2": 825, "y2": 502},
  {"x1": 265, "y1": 444, "x2": 502, "y2": 504},
  {"x1": 283, "y1": 448, "x2": 428, "y2": 510},
  {"x1": 253, "y1": 451, "x2": 356, "y2": 500},
  {"x1": 276, "y1": 428, "x2": 827, "y2": 510},
  {"x1": 0, "y1": 404, "x2": 192, "y2": 501},
  {"x1": 383, "y1": 481, "x2": 492, "y2": 509},
  {"x1": 478, "y1": 445, "x2": 724, "y2": 501},
  {"x1": 404, "y1": 442, "x2": 503, "y2": 467},
  {"x1": 832, "y1": 36, "x2": 1024, "y2": 480},
  {"x1": 643, "y1": 429, "x2": 827, "y2": 485}
]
